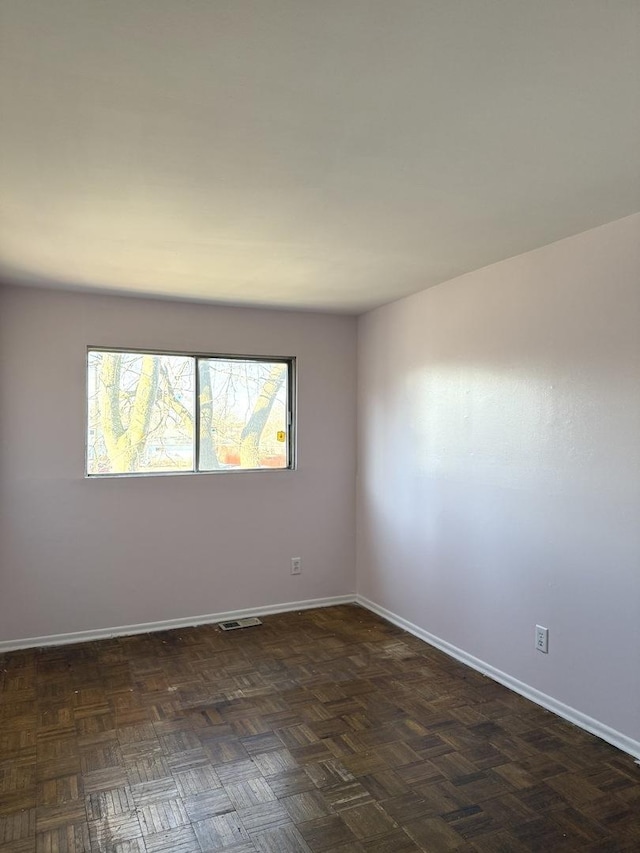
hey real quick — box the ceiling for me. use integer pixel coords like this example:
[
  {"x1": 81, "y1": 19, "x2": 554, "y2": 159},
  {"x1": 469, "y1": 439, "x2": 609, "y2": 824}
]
[{"x1": 0, "y1": 1, "x2": 638, "y2": 313}]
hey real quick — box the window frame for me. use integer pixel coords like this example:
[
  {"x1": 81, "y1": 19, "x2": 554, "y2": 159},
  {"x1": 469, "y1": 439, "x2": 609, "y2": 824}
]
[{"x1": 86, "y1": 347, "x2": 297, "y2": 477}]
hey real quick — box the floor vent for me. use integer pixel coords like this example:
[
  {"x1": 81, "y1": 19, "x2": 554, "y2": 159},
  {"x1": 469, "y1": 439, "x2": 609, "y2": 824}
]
[{"x1": 218, "y1": 617, "x2": 263, "y2": 631}]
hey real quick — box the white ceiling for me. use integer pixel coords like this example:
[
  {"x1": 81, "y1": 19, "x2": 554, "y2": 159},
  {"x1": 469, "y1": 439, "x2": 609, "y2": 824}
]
[{"x1": 0, "y1": 1, "x2": 638, "y2": 313}]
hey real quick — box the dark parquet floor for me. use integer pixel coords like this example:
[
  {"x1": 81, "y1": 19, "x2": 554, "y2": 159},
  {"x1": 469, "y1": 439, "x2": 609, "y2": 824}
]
[{"x1": 1, "y1": 604, "x2": 639, "y2": 852}]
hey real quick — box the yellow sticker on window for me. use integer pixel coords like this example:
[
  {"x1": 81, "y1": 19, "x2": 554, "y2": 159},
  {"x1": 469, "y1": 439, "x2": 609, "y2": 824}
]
[{"x1": 276, "y1": 430, "x2": 286, "y2": 442}]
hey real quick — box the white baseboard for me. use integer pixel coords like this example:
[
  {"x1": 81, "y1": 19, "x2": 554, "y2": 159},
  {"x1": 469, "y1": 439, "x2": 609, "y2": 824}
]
[
  {"x1": 0, "y1": 595, "x2": 356, "y2": 653},
  {"x1": 356, "y1": 595, "x2": 640, "y2": 761}
]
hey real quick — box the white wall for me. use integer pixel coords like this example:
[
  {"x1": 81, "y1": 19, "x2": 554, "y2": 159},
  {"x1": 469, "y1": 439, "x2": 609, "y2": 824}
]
[
  {"x1": 357, "y1": 214, "x2": 640, "y2": 745},
  {"x1": 0, "y1": 287, "x2": 357, "y2": 642}
]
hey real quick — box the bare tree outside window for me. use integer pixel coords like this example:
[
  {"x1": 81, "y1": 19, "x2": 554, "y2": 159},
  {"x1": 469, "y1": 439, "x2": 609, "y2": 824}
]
[
  {"x1": 87, "y1": 350, "x2": 293, "y2": 476},
  {"x1": 198, "y1": 359, "x2": 287, "y2": 471}
]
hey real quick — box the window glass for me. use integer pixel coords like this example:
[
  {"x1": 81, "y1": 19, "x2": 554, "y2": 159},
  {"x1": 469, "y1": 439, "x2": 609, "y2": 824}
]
[
  {"x1": 199, "y1": 359, "x2": 289, "y2": 470},
  {"x1": 87, "y1": 351, "x2": 195, "y2": 474}
]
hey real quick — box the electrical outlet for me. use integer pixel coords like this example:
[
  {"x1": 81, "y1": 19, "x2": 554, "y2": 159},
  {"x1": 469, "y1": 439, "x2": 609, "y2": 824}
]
[
  {"x1": 291, "y1": 557, "x2": 301, "y2": 575},
  {"x1": 535, "y1": 625, "x2": 549, "y2": 654}
]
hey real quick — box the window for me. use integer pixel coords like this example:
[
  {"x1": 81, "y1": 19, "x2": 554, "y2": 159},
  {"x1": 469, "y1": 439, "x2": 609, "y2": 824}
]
[{"x1": 87, "y1": 349, "x2": 294, "y2": 476}]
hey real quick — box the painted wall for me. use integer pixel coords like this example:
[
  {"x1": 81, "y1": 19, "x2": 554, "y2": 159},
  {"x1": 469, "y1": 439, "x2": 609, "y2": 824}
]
[
  {"x1": 0, "y1": 287, "x2": 357, "y2": 642},
  {"x1": 357, "y1": 214, "x2": 640, "y2": 743}
]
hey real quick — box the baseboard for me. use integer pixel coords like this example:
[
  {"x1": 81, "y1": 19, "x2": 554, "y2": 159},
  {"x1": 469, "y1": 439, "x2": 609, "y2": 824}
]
[
  {"x1": 356, "y1": 595, "x2": 640, "y2": 761},
  {"x1": 0, "y1": 594, "x2": 356, "y2": 653}
]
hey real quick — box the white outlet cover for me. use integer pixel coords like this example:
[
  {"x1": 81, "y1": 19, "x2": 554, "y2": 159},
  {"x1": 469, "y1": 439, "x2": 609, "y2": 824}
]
[{"x1": 535, "y1": 625, "x2": 549, "y2": 654}]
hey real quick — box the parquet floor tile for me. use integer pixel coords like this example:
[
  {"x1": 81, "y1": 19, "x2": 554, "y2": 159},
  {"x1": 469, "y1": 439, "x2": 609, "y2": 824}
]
[{"x1": 1, "y1": 605, "x2": 639, "y2": 851}]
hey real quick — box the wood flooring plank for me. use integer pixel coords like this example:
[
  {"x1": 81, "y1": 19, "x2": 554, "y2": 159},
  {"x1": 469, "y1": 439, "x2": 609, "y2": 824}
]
[
  {"x1": 142, "y1": 824, "x2": 199, "y2": 853},
  {"x1": 296, "y1": 815, "x2": 357, "y2": 851},
  {"x1": 182, "y1": 788, "x2": 235, "y2": 822},
  {"x1": 252, "y1": 824, "x2": 312, "y2": 853},
  {"x1": 359, "y1": 831, "x2": 422, "y2": 853},
  {"x1": 87, "y1": 811, "x2": 143, "y2": 847},
  {"x1": 339, "y1": 803, "x2": 398, "y2": 840},
  {"x1": 0, "y1": 808, "x2": 36, "y2": 844},
  {"x1": 192, "y1": 812, "x2": 251, "y2": 848},
  {"x1": 280, "y1": 791, "x2": 331, "y2": 824},
  {"x1": 225, "y1": 778, "x2": 278, "y2": 809}
]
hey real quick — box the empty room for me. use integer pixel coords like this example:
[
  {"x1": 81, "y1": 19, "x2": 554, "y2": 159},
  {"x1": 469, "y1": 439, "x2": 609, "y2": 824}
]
[{"x1": 0, "y1": 2, "x2": 639, "y2": 851}]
